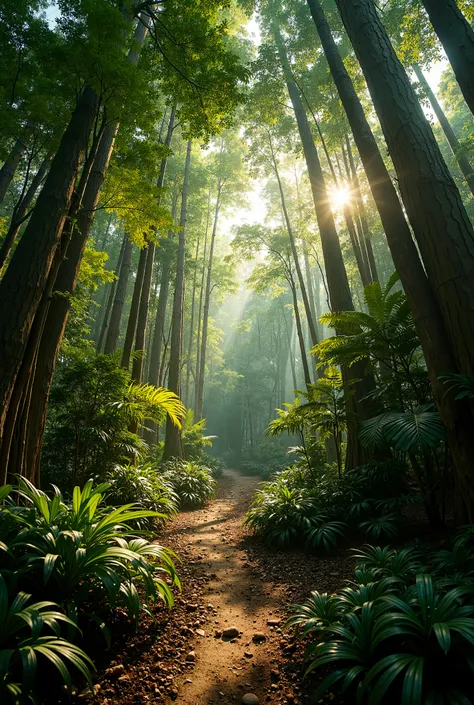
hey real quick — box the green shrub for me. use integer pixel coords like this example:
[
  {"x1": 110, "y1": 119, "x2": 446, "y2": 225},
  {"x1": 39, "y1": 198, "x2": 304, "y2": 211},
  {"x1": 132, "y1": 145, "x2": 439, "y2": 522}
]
[
  {"x1": 0, "y1": 575, "x2": 94, "y2": 703},
  {"x1": 244, "y1": 460, "x2": 414, "y2": 551},
  {"x1": 106, "y1": 462, "x2": 179, "y2": 528},
  {"x1": 162, "y1": 460, "x2": 216, "y2": 509},
  {"x1": 181, "y1": 410, "x2": 216, "y2": 460},
  {"x1": 201, "y1": 454, "x2": 225, "y2": 479},
  {"x1": 288, "y1": 542, "x2": 474, "y2": 703},
  {"x1": 0, "y1": 479, "x2": 180, "y2": 631}
]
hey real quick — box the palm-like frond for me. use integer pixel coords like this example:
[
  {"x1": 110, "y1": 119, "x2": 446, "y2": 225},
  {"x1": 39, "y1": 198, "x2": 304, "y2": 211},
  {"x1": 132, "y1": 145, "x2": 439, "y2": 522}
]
[{"x1": 116, "y1": 383, "x2": 185, "y2": 428}]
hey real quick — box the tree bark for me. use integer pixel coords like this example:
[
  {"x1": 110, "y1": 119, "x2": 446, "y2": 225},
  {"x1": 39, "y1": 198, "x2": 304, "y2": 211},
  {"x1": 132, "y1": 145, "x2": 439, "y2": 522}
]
[
  {"x1": 103, "y1": 235, "x2": 133, "y2": 354},
  {"x1": 421, "y1": 0, "x2": 474, "y2": 117},
  {"x1": 336, "y1": 0, "x2": 474, "y2": 519},
  {"x1": 0, "y1": 122, "x2": 34, "y2": 207},
  {"x1": 413, "y1": 63, "x2": 474, "y2": 198},
  {"x1": 194, "y1": 190, "x2": 211, "y2": 414},
  {"x1": 97, "y1": 237, "x2": 126, "y2": 352},
  {"x1": 184, "y1": 235, "x2": 200, "y2": 407},
  {"x1": 131, "y1": 105, "x2": 176, "y2": 384},
  {"x1": 163, "y1": 140, "x2": 192, "y2": 460},
  {"x1": 121, "y1": 246, "x2": 147, "y2": 369},
  {"x1": 0, "y1": 153, "x2": 52, "y2": 276},
  {"x1": 290, "y1": 277, "x2": 312, "y2": 388},
  {"x1": 0, "y1": 86, "x2": 99, "y2": 441},
  {"x1": 195, "y1": 186, "x2": 221, "y2": 421}
]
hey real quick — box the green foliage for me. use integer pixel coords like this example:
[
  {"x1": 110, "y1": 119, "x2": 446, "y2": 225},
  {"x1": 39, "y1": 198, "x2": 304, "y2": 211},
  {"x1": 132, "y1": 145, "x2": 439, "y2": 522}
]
[
  {"x1": 289, "y1": 539, "x2": 474, "y2": 704},
  {"x1": 181, "y1": 410, "x2": 216, "y2": 460},
  {"x1": 359, "y1": 405, "x2": 445, "y2": 455},
  {"x1": 0, "y1": 479, "x2": 180, "y2": 701},
  {"x1": 244, "y1": 460, "x2": 414, "y2": 551},
  {"x1": 106, "y1": 463, "x2": 179, "y2": 529},
  {"x1": 162, "y1": 460, "x2": 217, "y2": 509},
  {"x1": 42, "y1": 353, "x2": 184, "y2": 490},
  {"x1": 0, "y1": 575, "x2": 94, "y2": 704}
]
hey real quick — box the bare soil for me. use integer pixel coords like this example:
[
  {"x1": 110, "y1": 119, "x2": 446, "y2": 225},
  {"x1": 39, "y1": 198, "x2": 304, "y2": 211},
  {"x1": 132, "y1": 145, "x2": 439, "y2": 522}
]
[{"x1": 85, "y1": 469, "x2": 353, "y2": 705}]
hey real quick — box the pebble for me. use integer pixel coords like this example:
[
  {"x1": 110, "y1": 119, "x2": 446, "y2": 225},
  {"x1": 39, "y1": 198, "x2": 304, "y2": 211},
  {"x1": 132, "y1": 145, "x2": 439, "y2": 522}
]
[
  {"x1": 252, "y1": 632, "x2": 266, "y2": 642},
  {"x1": 105, "y1": 664, "x2": 124, "y2": 680},
  {"x1": 267, "y1": 618, "x2": 281, "y2": 626},
  {"x1": 185, "y1": 651, "x2": 196, "y2": 662},
  {"x1": 242, "y1": 695, "x2": 259, "y2": 705},
  {"x1": 196, "y1": 629, "x2": 206, "y2": 637},
  {"x1": 223, "y1": 626, "x2": 240, "y2": 638},
  {"x1": 244, "y1": 652, "x2": 254, "y2": 658}
]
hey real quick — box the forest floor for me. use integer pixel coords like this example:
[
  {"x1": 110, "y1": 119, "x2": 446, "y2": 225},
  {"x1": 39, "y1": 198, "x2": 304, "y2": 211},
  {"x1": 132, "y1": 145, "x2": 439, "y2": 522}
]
[{"x1": 84, "y1": 469, "x2": 353, "y2": 705}]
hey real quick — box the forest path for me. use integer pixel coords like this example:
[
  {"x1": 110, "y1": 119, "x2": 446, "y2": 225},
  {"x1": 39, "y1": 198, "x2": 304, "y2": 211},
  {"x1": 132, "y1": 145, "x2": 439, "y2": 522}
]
[{"x1": 162, "y1": 468, "x2": 291, "y2": 705}]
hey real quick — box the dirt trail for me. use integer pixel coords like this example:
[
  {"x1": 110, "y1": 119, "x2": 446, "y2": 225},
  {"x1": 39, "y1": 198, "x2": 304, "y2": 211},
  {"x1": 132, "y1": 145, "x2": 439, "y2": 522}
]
[{"x1": 163, "y1": 469, "x2": 291, "y2": 705}]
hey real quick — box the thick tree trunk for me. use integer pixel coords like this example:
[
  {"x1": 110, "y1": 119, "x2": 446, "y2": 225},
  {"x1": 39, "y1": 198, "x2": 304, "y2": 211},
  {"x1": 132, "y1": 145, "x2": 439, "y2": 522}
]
[
  {"x1": 336, "y1": 0, "x2": 474, "y2": 519},
  {"x1": 195, "y1": 187, "x2": 221, "y2": 421},
  {"x1": 421, "y1": 0, "x2": 474, "y2": 117},
  {"x1": 103, "y1": 236, "x2": 133, "y2": 354},
  {"x1": 1, "y1": 119, "x2": 108, "y2": 483},
  {"x1": 97, "y1": 238, "x2": 126, "y2": 352},
  {"x1": 412, "y1": 63, "x2": 474, "y2": 198},
  {"x1": 274, "y1": 24, "x2": 372, "y2": 467},
  {"x1": 131, "y1": 106, "x2": 176, "y2": 385},
  {"x1": 0, "y1": 154, "x2": 52, "y2": 276},
  {"x1": 0, "y1": 86, "x2": 99, "y2": 441},
  {"x1": 0, "y1": 122, "x2": 34, "y2": 207},
  {"x1": 163, "y1": 140, "x2": 192, "y2": 460}
]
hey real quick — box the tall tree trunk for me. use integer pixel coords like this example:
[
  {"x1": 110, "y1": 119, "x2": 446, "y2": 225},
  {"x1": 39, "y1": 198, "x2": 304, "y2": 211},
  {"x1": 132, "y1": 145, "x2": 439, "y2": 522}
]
[
  {"x1": 121, "y1": 247, "x2": 147, "y2": 369},
  {"x1": 0, "y1": 118, "x2": 107, "y2": 483},
  {"x1": 195, "y1": 186, "x2": 221, "y2": 421},
  {"x1": 97, "y1": 237, "x2": 126, "y2": 352},
  {"x1": 0, "y1": 122, "x2": 34, "y2": 207},
  {"x1": 412, "y1": 63, "x2": 474, "y2": 198},
  {"x1": 0, "y1": 86, "x2": 99, "y2": 441},
  {"x1": 289, "y1": 278, "x2": 311, "y2": 388},
  {"x1": 163, "y1": 140, "x2": 192, "y2": 460},
  {"x1": 421, "y1": 0, "x2": 474, "y2": 117},
  {"x1": 274, "y1": 22, "x2": 372, "y2": 468},
  {"x1": 131, "y1": 105, "x2": 176, "y2": 385},
  {"x1": 103, "y1": 236, "x2": 133, "y2": 354},
  {"x1": 0, "y1": 153, "x2": 52, "y2": 276},
  {"x1": 194, "y1": 190, "x2": 211, "y2": 414},
  {"x1": 341, "y1": 142, "x2": 372, "y2": 283},
  {"x1": 345, "y1": 134, "x2": 379, "y2": 282},
  {"x1": 184, "y1": 235, "x2": 200, "y2": 407},
  {"x1": 336, "y1": 0, "x2": 474, "y2": 520}
]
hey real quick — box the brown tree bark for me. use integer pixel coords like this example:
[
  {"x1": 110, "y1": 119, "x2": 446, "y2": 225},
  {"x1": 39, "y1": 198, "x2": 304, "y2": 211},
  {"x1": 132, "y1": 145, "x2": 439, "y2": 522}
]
[
  {"x1": 97, "y1": 237, "x2": 126, "y2": 352},
  {"x1": 335, "y1": 0, "x2": 474, "y2": 519},
  {"x1": 0, "y1": 86, "x2": 99, "y2": 441},
  {"x1": 194, "y1": 190, "x2": 211, "y2": 415},
  {"x1": 121, "y1": 246, "x2": 147, "y2": 369},
  {"x1": 163, "y1": 140, "x2": 192, "y2": 460},
  {"x1": 413, "y1": 63, "x2": 474, "y2": 198},
  {"x1": 184, "y1": 235, "x2": 200, "y2": 407},
  {"x1": 0, "y1": 122, "x2": 34, "y2": 207},
  {"x1": 131, "y1": 105, "x2": 176, "y2": 384},
  {"x1": 103, "y1": 236, "x2": 133, "y2": 354},
  {"x1": 421, "y1": 0, "x2": 474, "y2": 117},
  {"x1": 0, "y1": 153, "x2": 52, "y2": 276}
]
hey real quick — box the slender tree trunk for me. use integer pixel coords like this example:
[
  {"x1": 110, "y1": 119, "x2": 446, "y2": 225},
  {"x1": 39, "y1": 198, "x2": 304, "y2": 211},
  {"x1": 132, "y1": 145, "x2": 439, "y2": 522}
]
[
  {"x1": 121, "y1": 247, "x2": 147, "y2": 369},
  {"x1": 185, "y1": 235, "x2": 200, "y2": 407},
  {"x1": 103, "y1": 236, "x2": 133, "y2": 354},
  {"x1": 163, "y1": 140, "x2": 192, "y2": 460},
  {"x1": 194, "y1": 191, "x2": 211, "y2": 413},
  {"x1": 131, "y1": 105, "x2": 176, "y2": 384},
  {"x1": 290, "y1": 278, "x2": 311, "y2": 388},
  {"x1": 195, "y1": 186, "x2": 221, "y2": 421},
  {"x1": 341, "y1": 142, "x2": 372, "y2": 283},
  {"x1": 0, "y1": 86, "x2": 99, "y2": 442},
  {"x1": 0, "y1": 153, "x2": 52, "y2": 276},
  {"x1": 274, "y1": 22, "x2": 373, "y2": 467},
  {"x1": 345, "y1": 134, "x2": 379, "y2": 282},
  {"x1": 336, "y1": 0, "x2": 474, "y2": 519},
  {"x1": 148, "y1": 240, "x2": 172, "y2": 387},
  {"x1": 421, "y1": 0, "x2": 474, "y2": 117},
  {"x1": 97, "y1": 238, "x2": 126, "y2": 352},
  {"x1": 0, "y1": 122, "x2": 34, "y2": 207},
  {"x1": 412, "y1": 63, "x2": 474, "y2": 197}
]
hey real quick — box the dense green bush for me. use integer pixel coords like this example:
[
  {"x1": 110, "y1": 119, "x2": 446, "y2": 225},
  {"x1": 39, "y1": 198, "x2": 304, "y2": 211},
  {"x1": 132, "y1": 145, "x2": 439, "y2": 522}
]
[
  {"x1": 288, "y1": 532, "x2": 474, "y2": 703},
  {"x1": 162, "y1": 460, "x2": 217, "y2": 509},
  {"x1": 0, "y1": 479, "x2": 180, "y2": 701},
  {"x1": 42, "y1": 353, "x2": 184, "y2": 490},
  {"x1": 106, "y1": 463, "x2": 179, "y2": 528},
  {"x1": 244, "y1": 460, "x2": 416, "y2": 550}
]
